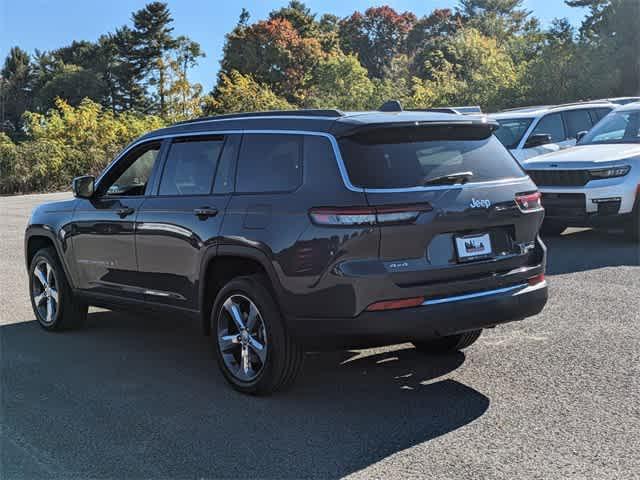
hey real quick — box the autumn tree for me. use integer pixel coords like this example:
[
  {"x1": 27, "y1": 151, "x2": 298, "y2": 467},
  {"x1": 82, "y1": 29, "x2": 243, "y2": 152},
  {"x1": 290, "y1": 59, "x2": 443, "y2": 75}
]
[
  {"x1": 339, "y1": 7, "x2": 416, "y2": 79},
  {"x1": 220, "y1": 17, "x2": 323, "y2": 103}
]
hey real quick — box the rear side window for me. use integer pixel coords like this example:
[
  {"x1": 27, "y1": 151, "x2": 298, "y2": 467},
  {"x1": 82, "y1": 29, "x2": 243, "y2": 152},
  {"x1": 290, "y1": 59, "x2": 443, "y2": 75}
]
[
  {"x1": 564, "y1": 109, "x2": 593, "y2": 139},
  {"x1": 531, "y1": 113, "x2": 565, "y2": 143},
  {"x1": 236, "y1": 134, "x2": 303, "y2": 193},
  {"x1": 159, "y1": 137, "x2": 224, "y2": 195},
  {"x1": 338, "y1": 126, "x2": 524, "y2": 189}
]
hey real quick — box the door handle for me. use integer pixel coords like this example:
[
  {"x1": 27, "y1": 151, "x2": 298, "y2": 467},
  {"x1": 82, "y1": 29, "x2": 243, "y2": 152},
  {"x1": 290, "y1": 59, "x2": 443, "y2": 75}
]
[
  {"x1": 194, "y1": 207, "x2": 218, "y2": 219},
  {"x1": 116, "y1": 207, "x2": 135, "y2": 218}
]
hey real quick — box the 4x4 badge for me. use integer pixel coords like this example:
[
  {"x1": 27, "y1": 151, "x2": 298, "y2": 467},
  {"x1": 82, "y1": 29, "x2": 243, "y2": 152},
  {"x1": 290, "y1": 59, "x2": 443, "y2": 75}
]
[{"x1": 470, "y1": 198, "x2": 491, "y2": 209}]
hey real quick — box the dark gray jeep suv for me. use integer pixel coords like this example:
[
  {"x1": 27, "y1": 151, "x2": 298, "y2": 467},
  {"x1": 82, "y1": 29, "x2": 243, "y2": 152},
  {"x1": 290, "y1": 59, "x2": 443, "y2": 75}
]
[{"x1": 25, "y1": 108, "x2": 548, "y2": 394}]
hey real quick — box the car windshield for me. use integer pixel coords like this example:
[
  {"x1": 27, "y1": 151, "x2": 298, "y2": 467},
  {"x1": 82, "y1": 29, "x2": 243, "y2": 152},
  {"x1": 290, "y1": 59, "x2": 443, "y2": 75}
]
[
  {"x1": 338, "y1": 125, "x2": 524, "y2": 189},
  {"x1": 493, "y1": 118, "x2": 534, "y2": 149},
  {"x1": 579, "y1": 110, "x2": 640, "y2": 145}
]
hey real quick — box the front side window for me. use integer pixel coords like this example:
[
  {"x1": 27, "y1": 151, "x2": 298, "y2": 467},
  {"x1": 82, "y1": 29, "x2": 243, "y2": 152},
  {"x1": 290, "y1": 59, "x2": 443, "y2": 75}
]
[
  {"x1": 531, "y1": 113, "x2": 565, "y2": 144},
  {"x1": 580, "y1": 111, "x2": 640, "y2": 144},
  {"x1": 590, "y1": 108, "x2": 612, "y2": 123},
  {"x1": 494, "y1": 118, "x2": 533, "y2": 149},
  {"x1": 103, "y1": 144, "x2": 160, "y2": 196},
  {"x1": 159, "y1": 137, "x2": 224, "y2": 196},
  {"x1": 338, "y1": 125, "x2": 524, "y2": 189},
  {"x1": 564, "y1": 109, "x2": 593, "y2": 139},
  {"x1": 236, "y1": 134, "x2": 303, "y2": 193}
]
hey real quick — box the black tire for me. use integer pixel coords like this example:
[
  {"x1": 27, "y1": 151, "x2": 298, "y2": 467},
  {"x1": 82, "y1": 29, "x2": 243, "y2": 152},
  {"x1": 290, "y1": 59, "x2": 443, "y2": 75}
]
[
  {"x1": 624, "y1": 203, "x2": 640, "y2": 243},
  {"x1": 540, "y1": 220, "x2": 566, "y2": 237},
  {"x1": 413, "y1": 329, "x2": 482, "y2": 354},
  {"x1": 211, "y1": 275, "x2": 304, "y2": 395},
  {"x1": 29, "y1": 247, "x2": 87, "y2": 331}
]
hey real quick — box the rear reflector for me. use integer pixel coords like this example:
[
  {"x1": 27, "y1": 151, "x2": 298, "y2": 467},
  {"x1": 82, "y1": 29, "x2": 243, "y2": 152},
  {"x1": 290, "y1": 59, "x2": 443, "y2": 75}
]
[
  {"x1": 516, "y1": 191, "x2": 543, "y2": 212},
  {"x1": 366, "y1": 296, "x2": 425, "y2": 312},
  {"x1": 527, "y1": 273, "x2": 545, "y2": 286},
  {"x1": 309, "y1": 204, "x2": 432, "y2": 226}
]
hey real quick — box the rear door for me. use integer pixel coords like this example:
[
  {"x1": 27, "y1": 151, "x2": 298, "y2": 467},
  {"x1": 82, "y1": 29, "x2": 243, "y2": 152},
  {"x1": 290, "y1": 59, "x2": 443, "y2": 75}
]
[
  {"x1": 135, "y1": 134, "x2": 238, "y2": 309},
  {"x1": 337, "y1": 124, "x2": 543, "y2": 289}
]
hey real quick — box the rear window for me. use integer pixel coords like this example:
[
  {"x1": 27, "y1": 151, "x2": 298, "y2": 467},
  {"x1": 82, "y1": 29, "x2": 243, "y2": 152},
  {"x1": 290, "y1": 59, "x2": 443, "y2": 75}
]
[
  {"x1": 338, "y1": 126, "x2": 524, "y2": 189},
  {"x1": 236, "y1": 134, "x2": 303, "y2": 193}
]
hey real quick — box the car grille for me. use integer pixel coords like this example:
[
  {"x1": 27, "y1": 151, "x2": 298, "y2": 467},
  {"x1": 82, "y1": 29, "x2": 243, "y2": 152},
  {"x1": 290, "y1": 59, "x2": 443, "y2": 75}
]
[{"x1": 528, "y1": 170, "x2": 591, "y2": 187}]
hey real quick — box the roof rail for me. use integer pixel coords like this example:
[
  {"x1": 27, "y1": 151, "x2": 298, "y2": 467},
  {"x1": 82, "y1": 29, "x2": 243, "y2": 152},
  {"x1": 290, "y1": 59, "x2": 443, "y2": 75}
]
[
  {"x1": 501, "y1": 100, "x2": 613, "y2": 113},
  {"x1": 500, "y1": 105, "x2": 550, "y2": 112},
  {"x1": 172, "y1": 109, "x2": 345, "y2": 126},
  {"x1": 548, "y1": 100, "x2": 613, "y2": 109}
]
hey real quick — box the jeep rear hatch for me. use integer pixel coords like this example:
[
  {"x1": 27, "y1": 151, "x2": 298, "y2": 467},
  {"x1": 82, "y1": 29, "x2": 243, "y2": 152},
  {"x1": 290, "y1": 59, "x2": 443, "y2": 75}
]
[{"x1": 336, "y1": 123, "x2": 542, "y2": 289}]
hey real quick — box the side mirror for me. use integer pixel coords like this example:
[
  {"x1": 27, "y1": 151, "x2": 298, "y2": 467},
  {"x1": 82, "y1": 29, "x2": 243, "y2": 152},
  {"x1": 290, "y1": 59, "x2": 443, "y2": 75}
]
[
  {"x1": 576, "y1": 130, "x2": 588, "y2": 142},
  {"x1": 72, "y1": 175, "x2": 95, "y2": 199},
  {"x1": 524, "y1": 133, "x2": 553, "y2": 149}
]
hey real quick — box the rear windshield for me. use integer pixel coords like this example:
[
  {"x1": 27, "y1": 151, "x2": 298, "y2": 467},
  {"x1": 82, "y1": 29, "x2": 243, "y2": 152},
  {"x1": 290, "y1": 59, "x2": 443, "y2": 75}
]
[
  {"x1": 338, "y1": 125, "x2": 524, "y2": 189},
  {"x1": 494, "y1": 118, "x2": 533, "y2": 149}
]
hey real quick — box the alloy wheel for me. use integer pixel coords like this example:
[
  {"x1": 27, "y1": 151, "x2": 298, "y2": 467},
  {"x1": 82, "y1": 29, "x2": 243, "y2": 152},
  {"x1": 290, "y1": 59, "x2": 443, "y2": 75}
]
[
  {"x1": 217, "y1": 294, "x2": 268, "y2": 382},
  {"x1": 32, "y1": 259, "x2": 59, "y2": 324}
]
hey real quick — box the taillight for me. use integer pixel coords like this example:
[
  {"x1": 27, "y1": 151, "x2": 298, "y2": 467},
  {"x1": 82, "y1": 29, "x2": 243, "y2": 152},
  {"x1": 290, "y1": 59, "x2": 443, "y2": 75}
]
[
  {"x1": 515, "y1": 191, "x2": 543, "y2": 212},
  {"x1": 309, "y1": 204, "x2": 432, "y2": 226},
  {"x1": 366, "y1": 296, "x2": 425, "y2": 312},
  {"x1": 528, "y1": 273, "x2": 545, "y2": 286}
]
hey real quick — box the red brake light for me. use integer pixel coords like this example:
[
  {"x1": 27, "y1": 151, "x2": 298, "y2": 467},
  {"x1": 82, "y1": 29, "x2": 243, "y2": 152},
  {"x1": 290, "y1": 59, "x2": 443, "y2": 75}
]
[
  {"x1": 366, "y1": 296, "x2": 425, "y2": 312},
  {"x1": 516, "y1": 191, "x2": 542, "y2": 212},
  {"x1": 528, "y1": 273, "x2": 545, "y2": 286},
  {"x1": 309, "y1": 204, "x2": 432, "y2": 226}
]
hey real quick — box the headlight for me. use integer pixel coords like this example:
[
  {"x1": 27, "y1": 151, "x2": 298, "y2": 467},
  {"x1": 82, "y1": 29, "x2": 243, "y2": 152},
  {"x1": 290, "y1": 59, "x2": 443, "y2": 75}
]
[{"x1": 589, "y1": 165, "x2": 631, "y2": 179}]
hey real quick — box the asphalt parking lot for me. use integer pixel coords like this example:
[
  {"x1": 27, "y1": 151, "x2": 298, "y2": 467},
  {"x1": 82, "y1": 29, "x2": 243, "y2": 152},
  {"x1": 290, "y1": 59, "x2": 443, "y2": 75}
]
[{"x1": 1, "y1": 192, "x2": 639, "y2": 479}]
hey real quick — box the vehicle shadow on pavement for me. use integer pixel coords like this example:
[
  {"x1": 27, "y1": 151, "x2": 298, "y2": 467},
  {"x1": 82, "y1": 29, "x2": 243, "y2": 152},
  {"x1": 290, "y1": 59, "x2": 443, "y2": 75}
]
[
  {"x1": 543, "y1": 228, "x2": 639, "y2": 275},
  {"x1": 1, "y1": 311, "x2": 489, "y2": 479}
]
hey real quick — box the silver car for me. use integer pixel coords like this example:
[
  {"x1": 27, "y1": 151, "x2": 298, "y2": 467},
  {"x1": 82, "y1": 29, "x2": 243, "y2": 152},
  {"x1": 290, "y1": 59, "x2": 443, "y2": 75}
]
[{"x1": 523, "y1": 103, "x2": 640, "y2": 241}]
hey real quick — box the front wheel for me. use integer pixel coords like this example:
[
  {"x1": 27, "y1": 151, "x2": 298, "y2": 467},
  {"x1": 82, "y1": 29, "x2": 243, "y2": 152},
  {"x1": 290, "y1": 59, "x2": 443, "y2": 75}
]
[
  {"x1": 413, "y1": 330, "x2": 482, "y2": 354},
  {"x1": 212, "y1": 275, "x2": 304, "y2": 395},
  {"x1": 29, "y1": 247, "x2": 87, "y2": 331}
]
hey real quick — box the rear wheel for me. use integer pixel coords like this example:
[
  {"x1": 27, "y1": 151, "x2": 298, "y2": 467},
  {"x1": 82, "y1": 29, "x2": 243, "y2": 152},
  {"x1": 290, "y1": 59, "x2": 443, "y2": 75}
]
[
  {"x1": 29, "y1": 247, "x2": 87, "y2": 331},
  {"x1": 540, "y1": 220, "x2": 566, "y2": 236},
  {"x1": 413, "y1": 329, "x2": 482, "y2": 354},
  {"x1": 212, "y1": 275, "x2": 304, "y2": 395}
]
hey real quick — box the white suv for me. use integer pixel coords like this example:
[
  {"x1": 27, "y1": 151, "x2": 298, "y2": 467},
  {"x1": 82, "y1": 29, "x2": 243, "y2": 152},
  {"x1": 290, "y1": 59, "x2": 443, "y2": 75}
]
[
  {"x1": 523, "y1": 103, "x2": 640, "y2": 241},
  {"x1": 490, "y1": 102, "x2": 615, "y2": 162}
]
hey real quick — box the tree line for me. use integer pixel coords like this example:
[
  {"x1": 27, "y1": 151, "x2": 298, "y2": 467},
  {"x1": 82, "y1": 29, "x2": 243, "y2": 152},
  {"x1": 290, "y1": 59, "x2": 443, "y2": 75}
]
[{"x1": 1, "y1": 0, "x2": 638, "y2": 193}]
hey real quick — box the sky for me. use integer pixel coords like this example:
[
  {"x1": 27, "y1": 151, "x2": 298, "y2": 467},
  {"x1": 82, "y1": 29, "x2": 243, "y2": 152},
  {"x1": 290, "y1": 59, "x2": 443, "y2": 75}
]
[{"x1": 1, "y1": 0, "x2": 588, "y2": 91}]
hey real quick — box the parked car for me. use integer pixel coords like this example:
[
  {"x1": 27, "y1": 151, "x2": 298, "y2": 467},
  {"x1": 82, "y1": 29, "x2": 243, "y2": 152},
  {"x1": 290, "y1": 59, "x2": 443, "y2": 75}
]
[
  {"x1": 491, "y1": 102, "x2": 615, "y2": 163},
  {"x1": 25, "y1": 108, "x2": 548, "y2": 395},
  {"x1": 523, "y1": 102, "x2": 640, "y2": 240}
]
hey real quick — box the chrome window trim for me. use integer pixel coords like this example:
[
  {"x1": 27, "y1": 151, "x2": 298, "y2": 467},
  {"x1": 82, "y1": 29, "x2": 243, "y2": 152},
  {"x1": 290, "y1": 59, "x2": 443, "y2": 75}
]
[{"x1": 98, "y1": 129, "x2": 532, "y2": 195}]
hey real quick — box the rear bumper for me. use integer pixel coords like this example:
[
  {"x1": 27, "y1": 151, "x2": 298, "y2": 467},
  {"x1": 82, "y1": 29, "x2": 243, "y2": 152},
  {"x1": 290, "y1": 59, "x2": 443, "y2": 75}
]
[{"x1": 288, "y1": 281, "x2": 548, "y2": 349}]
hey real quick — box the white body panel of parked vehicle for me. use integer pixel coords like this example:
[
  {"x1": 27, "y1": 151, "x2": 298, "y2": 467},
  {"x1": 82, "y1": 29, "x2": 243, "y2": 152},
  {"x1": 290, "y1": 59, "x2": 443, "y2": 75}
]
[{"x1": 490, "y1": 102, "x2": 615, "y2": 163}]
